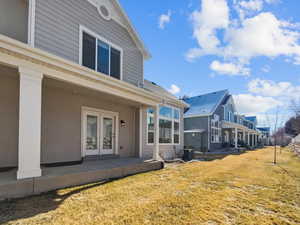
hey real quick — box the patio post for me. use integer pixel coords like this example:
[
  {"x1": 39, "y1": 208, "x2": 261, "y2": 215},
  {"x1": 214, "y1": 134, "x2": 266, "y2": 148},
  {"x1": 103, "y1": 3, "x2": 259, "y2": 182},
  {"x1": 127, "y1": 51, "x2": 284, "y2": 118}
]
[
  {"x1": 235, "y1": 128, "x2": 238, "y2": 149},
  {"x1": 139, "y1": 106, "x2": 144, "y2": 158},
  {"x1": 153, "y1": 104, "x2": 160, "y2": 160},
  {"x1": 17, "y1": 67, "x2": 43, "y2": 180}
]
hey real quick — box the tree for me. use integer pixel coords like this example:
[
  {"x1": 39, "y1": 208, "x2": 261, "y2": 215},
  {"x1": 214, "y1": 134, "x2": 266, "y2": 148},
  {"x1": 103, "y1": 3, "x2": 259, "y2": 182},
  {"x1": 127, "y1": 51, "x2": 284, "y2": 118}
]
[
  {"x1": 285, "y1": 116, "x2": 300, "y2": 137},
  {"x1": 290, "y1": 99, "x2": 300, "y2": 116},
  {"x1": 284, "y1": 99, "x2": 300, "y2": 137}
]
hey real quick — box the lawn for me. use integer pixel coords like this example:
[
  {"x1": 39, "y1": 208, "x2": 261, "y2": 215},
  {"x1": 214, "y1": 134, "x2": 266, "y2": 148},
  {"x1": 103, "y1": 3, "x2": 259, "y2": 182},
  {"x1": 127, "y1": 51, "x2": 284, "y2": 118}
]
[{"x1": 1, "y1": 147, "x2": 300, "y2": 225}]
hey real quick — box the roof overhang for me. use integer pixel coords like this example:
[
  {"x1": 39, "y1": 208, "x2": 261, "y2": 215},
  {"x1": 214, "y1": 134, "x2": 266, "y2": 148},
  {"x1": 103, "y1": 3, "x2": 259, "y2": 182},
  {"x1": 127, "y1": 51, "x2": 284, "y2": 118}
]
[
  {"x1": 112, "y1": 0, "x2": 151, "y2": 59},
  {"x1": 221, "y1": 121, "x2": 260, "y2": 134},
  {"x1": 0, "y1": 35, "x2": 178, "y2": 107},
  {"x1": 184, "y1": 114, "x2": 211, "y2": 119},
  {"x1": 184, "y1": 129, "x2": 205, "y2": 133}
]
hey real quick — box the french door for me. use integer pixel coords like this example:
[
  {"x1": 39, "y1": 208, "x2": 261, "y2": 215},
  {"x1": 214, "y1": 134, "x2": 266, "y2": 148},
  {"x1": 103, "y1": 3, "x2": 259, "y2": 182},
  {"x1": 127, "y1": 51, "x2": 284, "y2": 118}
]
[{"x1": 83, "y1": 108, "x2": 117, "y2": 156}]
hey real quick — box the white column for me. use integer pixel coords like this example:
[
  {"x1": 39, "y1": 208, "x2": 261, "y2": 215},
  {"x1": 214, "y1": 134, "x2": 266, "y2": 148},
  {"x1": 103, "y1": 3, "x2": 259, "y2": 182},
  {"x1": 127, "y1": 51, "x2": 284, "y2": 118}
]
[
  {"x1": 17, "y1": 67, "x2": 43, "y2": 180},
  {"x1": 243, "y1": 131, "x2": 246, "y2": 144},
  {"x1": 139, "y1": 106, "x2": 143, "y2": 158},
  {"x1": 247, "y1": 132, "x2": 250, "y2": 146},
  {"x1": 235, "y1": 128, "x2": 238, "y2": 149},
  {"x1": 153, "y1": 104, "x2": 160, "y2": 160}
]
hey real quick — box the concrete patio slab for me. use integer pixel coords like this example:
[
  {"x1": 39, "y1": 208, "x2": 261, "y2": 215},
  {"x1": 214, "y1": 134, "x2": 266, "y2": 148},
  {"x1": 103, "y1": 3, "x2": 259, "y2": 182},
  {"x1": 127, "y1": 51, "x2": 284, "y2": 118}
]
[{"x1": 0, "y1": 158, "x2": 163, "y2": 200}]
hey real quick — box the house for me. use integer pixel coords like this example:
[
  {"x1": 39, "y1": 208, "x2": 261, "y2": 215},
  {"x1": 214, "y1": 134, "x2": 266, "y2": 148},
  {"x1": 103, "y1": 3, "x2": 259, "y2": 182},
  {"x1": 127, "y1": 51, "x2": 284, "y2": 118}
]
[
  {"x1": 257, "y1": 127, "x2": 271, "y2": 146},
  {"x1": 183, "y1": 90, "x2": 261, "y2": 152},
  {"x1": 0, "y1": 0, "x2": 187, "y2": 195}
]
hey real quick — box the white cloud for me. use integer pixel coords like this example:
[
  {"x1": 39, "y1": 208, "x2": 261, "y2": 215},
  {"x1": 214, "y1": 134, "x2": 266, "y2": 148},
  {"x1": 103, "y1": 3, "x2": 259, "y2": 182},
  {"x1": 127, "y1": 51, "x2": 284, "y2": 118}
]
[
  {"x1": 248, "y1": 78, "x2": 300, "y2": 97},
  {"x1": 261, "y1": 65, "x2": 271, "y2": 73},
  {"x1": 233, "y1": 94, "x2": 281, "y2": 114},
  {"x1": 186, "y1": 1, "x2": 300, "y2": 75},
  {"x1": 185, "y1": 0, "x2": 229, "y2": 61},
  {"x1": 168, "y1": 84, "x2": 181, "y2": 95},
  {"x1": 224, "y1": 12, "x2": 300, "y2": 63},
  {"x1": 264, "y1": 0, "x2": 279, "y2": 4},
  {"x1": 210, "y1": 60, "x2": 250, "y2": 76},
  {"x1": 294, "y1": 56, "x2": 300, "y2": 65},
  {"x1": 158, "y1": 10, "x2": 172, "y2": 30},
  {"x1": 239, "y1": 0, "x2": 264, "y2": 12}
]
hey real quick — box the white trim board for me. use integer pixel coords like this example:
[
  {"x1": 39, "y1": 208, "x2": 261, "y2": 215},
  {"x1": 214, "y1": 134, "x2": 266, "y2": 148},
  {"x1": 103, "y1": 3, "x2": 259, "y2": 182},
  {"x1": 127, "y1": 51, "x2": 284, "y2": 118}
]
[
  {"x1": 0, "y1": 34, "x2": 187, "y2": 108},
  {"x1": 27, "y1": 0, "x2": 36, "y2": 47}
]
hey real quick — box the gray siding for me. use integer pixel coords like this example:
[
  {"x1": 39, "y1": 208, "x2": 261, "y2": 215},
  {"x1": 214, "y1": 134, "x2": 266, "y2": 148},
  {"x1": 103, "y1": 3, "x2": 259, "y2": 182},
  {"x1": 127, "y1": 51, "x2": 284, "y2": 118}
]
[
  {"x1": 0, "y1": 0, "x2": 28, "y2": 43},
  {"x1": 35, "y1": 0, "x2": 143, "y2": 86},
  {"x1": 0, "y1": 66, "x2": 19, "y2": 168},
  {"x1": 184, "y1": 117, "x2": 209, "y2": 151},
  {"x1": 41, "y1": 78, "x2": 139, "y2": 164},
  {"x1": 215, "y1": 104, "x2": 224, "y2": 120}
]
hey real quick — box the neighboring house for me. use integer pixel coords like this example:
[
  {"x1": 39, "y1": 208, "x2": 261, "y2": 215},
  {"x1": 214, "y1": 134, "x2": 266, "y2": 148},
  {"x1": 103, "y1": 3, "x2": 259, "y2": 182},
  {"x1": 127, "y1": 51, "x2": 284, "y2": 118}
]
[
  {"x1": 183, "y1": 90, "x2": 261, "y2": 152},
  {"x1": 257, "y1": 127, "x2": 271, "y2": 146},
  {"x1": 0, "y1": 0, "x2": 187, "y2": 180}
]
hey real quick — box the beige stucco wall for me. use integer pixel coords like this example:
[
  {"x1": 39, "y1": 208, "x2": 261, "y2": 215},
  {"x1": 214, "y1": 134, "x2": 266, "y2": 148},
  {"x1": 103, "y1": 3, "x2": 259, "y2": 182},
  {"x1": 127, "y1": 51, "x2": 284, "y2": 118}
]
[
  {"x1": 0, "y1": 66, "x2": 19, "y2": 168},
  {"x1": 0, "y1": 0, "x2": 28, "y2": 43},
  {"x1": 41, "y1": 78, "x2": 139, "y2": 164}
]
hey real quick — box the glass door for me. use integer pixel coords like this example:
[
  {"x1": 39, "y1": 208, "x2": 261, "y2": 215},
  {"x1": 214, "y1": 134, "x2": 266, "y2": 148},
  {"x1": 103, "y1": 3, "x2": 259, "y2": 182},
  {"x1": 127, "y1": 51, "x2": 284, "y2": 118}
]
[
  {"x1": 85, "y1": 113, "x2": 100, "y2": 156},
  {"x1": 101, "y1": 116, "x2": 115, "y2": 155}
]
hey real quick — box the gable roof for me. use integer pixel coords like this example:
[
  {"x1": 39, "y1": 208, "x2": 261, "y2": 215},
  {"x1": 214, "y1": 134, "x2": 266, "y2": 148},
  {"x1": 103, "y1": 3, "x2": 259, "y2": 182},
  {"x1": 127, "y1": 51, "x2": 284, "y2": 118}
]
[
  {"x1": 184, "y1": 90, "x2": 229, "y2": 117},
  {"x1": 87, "y1": 0, "x2": 151, "y2": 59},
  {"x1": 245, "y1": 116, "x2": 257, "y2": 123}
]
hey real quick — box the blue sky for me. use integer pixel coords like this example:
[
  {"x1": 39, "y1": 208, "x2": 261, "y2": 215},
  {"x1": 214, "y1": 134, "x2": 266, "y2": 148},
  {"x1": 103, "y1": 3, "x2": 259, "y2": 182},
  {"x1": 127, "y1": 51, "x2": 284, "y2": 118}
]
[{"x1": 119, "y1": 0, "x2": 300, "y2": 127}]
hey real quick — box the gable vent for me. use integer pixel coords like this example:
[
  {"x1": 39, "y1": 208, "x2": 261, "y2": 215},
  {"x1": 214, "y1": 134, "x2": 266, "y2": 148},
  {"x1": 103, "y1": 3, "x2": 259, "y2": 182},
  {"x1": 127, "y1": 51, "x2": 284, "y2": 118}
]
[{"x1": 98, "y1": 5, "x2": 111, "y2": 20}]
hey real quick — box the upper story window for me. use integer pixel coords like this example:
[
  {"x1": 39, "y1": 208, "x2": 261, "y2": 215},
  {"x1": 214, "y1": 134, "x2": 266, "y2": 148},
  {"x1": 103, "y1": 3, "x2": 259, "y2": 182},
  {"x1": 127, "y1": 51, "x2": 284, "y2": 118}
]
[{"x1": 80, "y1": 26, "x2": 122, "y2": 80}]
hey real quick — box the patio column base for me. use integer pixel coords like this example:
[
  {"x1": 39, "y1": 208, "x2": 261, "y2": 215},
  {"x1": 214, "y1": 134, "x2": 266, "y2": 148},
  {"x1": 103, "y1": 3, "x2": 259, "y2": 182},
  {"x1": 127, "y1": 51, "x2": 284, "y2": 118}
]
[{"x1": 17, "y1": 169, "x2": 42, "y2": 180}]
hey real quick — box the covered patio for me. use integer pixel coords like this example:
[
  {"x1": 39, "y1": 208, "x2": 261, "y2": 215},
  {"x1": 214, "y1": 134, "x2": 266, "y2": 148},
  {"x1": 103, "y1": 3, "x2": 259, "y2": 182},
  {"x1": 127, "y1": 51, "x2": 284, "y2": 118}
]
[
  {"x1": 0, "y1": 158, "x2": 163, "y2": 200},
  {"x1": 221, "y1": 121, "x2": 261, "y2": 149}
]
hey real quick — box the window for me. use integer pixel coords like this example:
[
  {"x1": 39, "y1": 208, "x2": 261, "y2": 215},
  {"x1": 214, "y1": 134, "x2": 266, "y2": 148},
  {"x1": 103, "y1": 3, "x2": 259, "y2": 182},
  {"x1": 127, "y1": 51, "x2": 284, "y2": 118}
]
[
  {"x1": 97, "y1": 40, "x2": 109, "y2": 75},
  {"x1": 147, "y1": 108, "x2": 154, "y2": 144},
  {"x1": 146, "y1": 106, "x2": 181, "y2": 145},
  {"x1": 159, "y1": 119, "x2": 172, "y2": 144},
  {"x1": 159, "y1": 106, "x2": 180, "y2": 144},
  {"x1": 110, "y1": 47, "x2": 121, "y2": 79},
  {"x1": 211, "y1": 115, "x2": 221, "y2": 143},
  {"x1": 82, "y1": 32, "x2": 96, "y2": 70},
  {"x1": 81, "y1": 27, "x2": 122, "y2": 80}
]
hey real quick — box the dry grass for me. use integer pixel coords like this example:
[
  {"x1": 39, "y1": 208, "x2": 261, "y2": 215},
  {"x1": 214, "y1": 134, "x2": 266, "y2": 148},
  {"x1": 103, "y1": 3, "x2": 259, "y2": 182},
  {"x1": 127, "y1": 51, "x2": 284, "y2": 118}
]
[{"x1": 1, "y1": 147, "x2": 300, "y2": 225}]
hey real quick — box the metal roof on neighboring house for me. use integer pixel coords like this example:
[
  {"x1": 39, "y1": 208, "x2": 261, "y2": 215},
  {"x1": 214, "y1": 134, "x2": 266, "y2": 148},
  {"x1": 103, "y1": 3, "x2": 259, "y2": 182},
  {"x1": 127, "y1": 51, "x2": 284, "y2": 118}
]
[
  {"x1": 245, "y1": 116, "x2": 257, "y2": 123},
  {"x1": 183, "y1": 90, "x2": 229, "y2": 117},
  {"x1": 257, "y1": 127, "x2": 271, "y2": 132}
]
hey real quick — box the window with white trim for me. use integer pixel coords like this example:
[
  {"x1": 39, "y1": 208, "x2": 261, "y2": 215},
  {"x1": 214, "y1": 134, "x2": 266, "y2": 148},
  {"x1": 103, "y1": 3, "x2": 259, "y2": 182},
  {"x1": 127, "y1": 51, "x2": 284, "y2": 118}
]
[
  {"x1": 147, "y1": 108, "x2": 154, "y2": 144},
  {"x1": 81, "y1": 29, "x2": 122, "y2": 80},
  {"x1": 211, "y1": 114, "x2": 221, "y2": 143},
  {"x1": 159, "y1": 106, "x2": 180, "y2": 144},
  {"x1": 146, "y1": 106, "x2": 181, "y2": 145}
]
